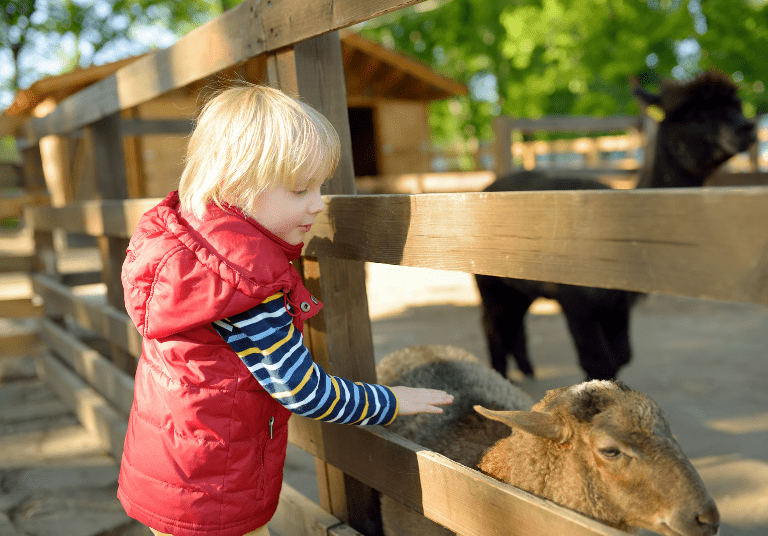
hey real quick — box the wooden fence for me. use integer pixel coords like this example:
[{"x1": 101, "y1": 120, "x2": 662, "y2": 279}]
[
  {"x1": 4, "y1": 1, "x2": 768, "y2": 535},
  {"x1": 492, "y1": 114, "x2": 767, "y2": 189}
]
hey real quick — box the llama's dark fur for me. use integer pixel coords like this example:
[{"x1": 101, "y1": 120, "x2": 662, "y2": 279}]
[{"x1": 477, "y1": 71, "x2": 756, "y2": 381}]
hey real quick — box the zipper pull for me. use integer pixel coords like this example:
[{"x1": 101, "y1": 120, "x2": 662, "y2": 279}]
[{"x1": 269, "y1": 416, "x2": 274, "y2": 439}]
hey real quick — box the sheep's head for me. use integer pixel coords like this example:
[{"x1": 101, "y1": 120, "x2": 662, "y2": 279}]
[{"x1": 475, "y1": 380, "x2": 719, "y2": 536}]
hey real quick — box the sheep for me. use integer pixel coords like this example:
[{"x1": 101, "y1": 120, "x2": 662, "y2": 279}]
[
  {"x1": 377, "y1": 345, "x2": 719, "y2": 536},
  {"x1": 476, "y1": 70, "x2": 757, "y2": 381}
]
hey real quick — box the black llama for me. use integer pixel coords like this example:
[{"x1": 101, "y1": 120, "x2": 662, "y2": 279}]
[{"x1": 476, "y1": 71, "x2": 757, "y2": 381}]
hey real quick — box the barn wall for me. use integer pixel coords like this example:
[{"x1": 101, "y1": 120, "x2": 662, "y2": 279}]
[{"x1": 374, "y1": 100, "x2": 432, "y2": 174}]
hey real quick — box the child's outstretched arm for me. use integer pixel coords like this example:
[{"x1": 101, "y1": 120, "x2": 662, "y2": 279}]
[{"x1": 213, "y1": 292, "x2": 452, "y2": 425}]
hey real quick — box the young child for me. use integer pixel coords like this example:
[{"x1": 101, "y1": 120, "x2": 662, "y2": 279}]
[{"x1": 117, "y1": 83, "x2": 453, "y2": 536}]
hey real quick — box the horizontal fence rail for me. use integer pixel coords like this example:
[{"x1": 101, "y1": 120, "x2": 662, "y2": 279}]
[
  {"x1": 27, "y1": 187, "x2": 768, "y2": 305},
  {"x1": 31, "y1": 273, "x2": 142, "y2": 359},
  {"x1": 500, "y1": 115, "x2": 643, "y2": 134},
  {"x1": 306, "y1": 188, "x2": 768, "y2": 304}
]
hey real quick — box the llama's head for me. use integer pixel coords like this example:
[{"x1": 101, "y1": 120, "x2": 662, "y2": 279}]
[
  {"x1": 634, "y1": 70, "x2": 756, "y2": 187},
  {"x1": 476, "y1": 380, "x2": 719, "y2": 536}
]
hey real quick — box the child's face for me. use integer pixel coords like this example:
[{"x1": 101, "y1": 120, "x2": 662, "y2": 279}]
[{"x1": 247, "y1": 179, "x2": 326, "y2": 245}]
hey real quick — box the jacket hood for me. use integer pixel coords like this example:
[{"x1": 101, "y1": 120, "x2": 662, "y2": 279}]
[{"x1": 122, "y1": 191, "x2": 304, "y2": 339}]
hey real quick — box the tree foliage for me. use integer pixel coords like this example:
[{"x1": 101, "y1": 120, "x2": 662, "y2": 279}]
[
  {"x1": 3, "y1": 0, "x2": 767, "y2": 166},
  {"x1": 359, "y1": 0, "x2": 768, "y2": 154},
  {"x1": 696, "y1": 0, "x2": 768, "y2": 117},
  {"x1": 0, "y1": 0, "x2": 235, "y2": 108}
]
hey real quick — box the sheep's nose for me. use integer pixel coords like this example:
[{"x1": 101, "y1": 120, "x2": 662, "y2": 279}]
[{"x1": 695, "y1": 503, "x2": 720, "y2": 536}]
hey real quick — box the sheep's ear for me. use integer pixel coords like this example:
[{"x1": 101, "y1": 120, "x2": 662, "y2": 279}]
[{"x1": 474, "y1": 406, "x2": 561, "y2": 440}]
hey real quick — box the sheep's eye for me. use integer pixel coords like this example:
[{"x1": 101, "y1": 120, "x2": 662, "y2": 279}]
[{"x1": 599, "y1": 447, "x2": 622, "y2": 459}]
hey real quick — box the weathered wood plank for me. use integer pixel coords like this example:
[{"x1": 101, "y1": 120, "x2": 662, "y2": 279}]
[
  {"x1": 271, "y1": 482, "x2": 364, "y2": 536},
  {"x1": 35, "y1": 349, "x2": 128, "y2": 460},
  {"x1": 0, "y1": 193, "x2": 49, "y2": 219},
  {"x1": 494, "y1": 117, "x2": 514, "y2": 176},
  {"x1": 0, "y1": 297, "x2": 42, "y2": 318},
  {"x1": 303, "y1": 188, "x2": 768, "y2": 304},
  {"x1": 31, "y1": 273, "x2": 142, "y2": 360},
  {"x1": 0, "y1": 255, "x2": 34, "y2": 274},
  {"x1": 500, "y1": 115, "x2": 643, "y2": 134},
  {"x1": 88, "y1": 113, "x2": 134, "y2": 374},
  {"x1": 0, "y1": 332, "x2": 40, "y2": 357},
  {"x1": 37, "y1": 318, "x2": 134, "y2": 416},
  {"x1": 18, "y1": 0, "x2": 429, "y2": 145},
  {"x1": 288, "y1": 417, "x2": 626, "y2": 536},
  {"x1": 119, "y1": 118, "x2": 195, "y2": 136},
  {"x1": 26, "y1": 198, "x2": 159, "y2": 237},
  {"x1": 24, "y1": 188, "x2": 768, "y2": 304},
  {"x1": 19, "y1": 146, "x2": 47, "y2": 193}
]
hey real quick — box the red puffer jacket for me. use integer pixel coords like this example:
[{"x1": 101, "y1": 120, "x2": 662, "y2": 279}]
[{"x1": 117, "y1": 191, "x2": 322, "y2": 536}]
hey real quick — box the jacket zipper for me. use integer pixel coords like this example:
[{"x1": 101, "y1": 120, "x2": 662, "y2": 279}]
[{"x1": 261, "y1": 416, "x2": 275, "y2": 496}]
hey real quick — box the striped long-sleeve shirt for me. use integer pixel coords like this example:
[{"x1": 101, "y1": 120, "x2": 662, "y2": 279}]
[{"x1": 212, "y1": 292, "x2": 398, "y2": 425}]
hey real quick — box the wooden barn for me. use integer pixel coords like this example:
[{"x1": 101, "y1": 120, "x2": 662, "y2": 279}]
[{"x1": 0, "y1": 29, "x2": 466, "y2": 204}]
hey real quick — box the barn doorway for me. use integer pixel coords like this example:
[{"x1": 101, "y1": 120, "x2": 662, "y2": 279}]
[{"x1": 348, "y1": 107, "x2": 379, "y2": 177}]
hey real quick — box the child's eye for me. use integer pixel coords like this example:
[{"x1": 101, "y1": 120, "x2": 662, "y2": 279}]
[{"x1": 293, "y1": 189, "x2": 307, "y2": 196}]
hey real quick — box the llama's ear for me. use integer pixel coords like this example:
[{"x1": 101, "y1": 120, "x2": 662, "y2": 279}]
[
  {"x1": 474, "y1": 406, "x2": 561, "y2": 440},
  {"x1": 633, "y1": 86, "x2": 662, "y2": 109}
]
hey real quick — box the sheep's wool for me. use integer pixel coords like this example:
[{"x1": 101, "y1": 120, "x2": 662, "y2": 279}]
[{"x1": 569, "y1": 380, "x2": 615, "y2": 396}]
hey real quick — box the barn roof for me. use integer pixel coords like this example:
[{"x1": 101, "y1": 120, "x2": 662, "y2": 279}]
[
  {"x1": 339, "y1": 30, "x2": 466, "y2": 103},
  {"x1": 0, "y1": 31, "x2": 466, "y2": 136}
]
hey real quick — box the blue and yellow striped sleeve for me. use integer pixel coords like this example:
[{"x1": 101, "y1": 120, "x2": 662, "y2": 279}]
[{"x1": 212, "y1": 292, "x2": 398, "y2": 425}]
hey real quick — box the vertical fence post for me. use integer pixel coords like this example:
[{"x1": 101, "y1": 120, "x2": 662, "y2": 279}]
[
  {"x1": 297, "y1": 32, "x2": 384, "y2": 536},
  {"x1": 265, "y1": 32, "x2": 383, "y2": 535},
  {"x1": 21, "y1": 145, "x2": 59, "y2": 282},
  {"x1": 85, "y1": 113, "x2": 135, "y2": 374},
  {"x1": 493, "y1": 116, "x2": 513, "y2": 177},
  {"x1": 123, "y1": 108, "x2": 147, "y2": 198},
  {"x1": 637, "y1": 113, "x2": 658, "y2": 188}
]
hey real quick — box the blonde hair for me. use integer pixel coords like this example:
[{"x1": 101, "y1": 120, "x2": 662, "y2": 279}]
[{"x1": 179, "y1": 83, "x2": 340, "y2": 218}]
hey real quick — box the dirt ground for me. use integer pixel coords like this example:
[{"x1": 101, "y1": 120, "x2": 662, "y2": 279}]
[{"x1": 283, "y1": 262, "x2": 768, "y2": 536}]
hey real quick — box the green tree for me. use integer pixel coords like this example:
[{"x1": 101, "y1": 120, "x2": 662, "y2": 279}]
[
  {"x1": 696, "y1": 0, "x2": 768, "y2": 116},
  {"x1": 1, "y1": 0, "x2": 242, "y2": 109},
  {"x1": 1, "y1": 1, "x2": 35, "y2": 93},
  {"x1": 359, "y1": 0, "x2": 768, "y2": 167}
]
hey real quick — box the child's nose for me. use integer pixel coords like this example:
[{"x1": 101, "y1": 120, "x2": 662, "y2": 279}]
[{"x1": 309, "y1": 191, "x2": 325, "y2": 214}]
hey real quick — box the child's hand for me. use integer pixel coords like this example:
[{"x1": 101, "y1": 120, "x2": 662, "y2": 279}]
[{"x1": 390, "y1": 386, "x2": 454, "y2": 416}]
